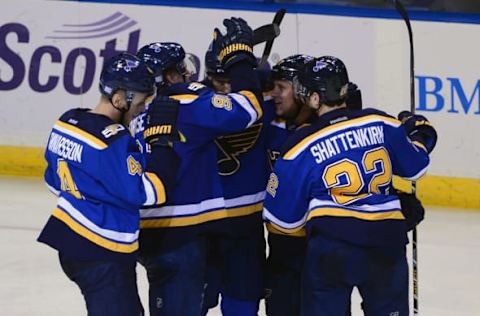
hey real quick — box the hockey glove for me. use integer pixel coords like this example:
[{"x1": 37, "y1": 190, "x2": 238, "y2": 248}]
[
  {"x1": 398, "y1": 111, "x2": 437, "y2": 153},
  {"x1": 396, "y1": 189, "x2": 425, "y2": 231},
  {"x1": 213, "y1": 17, "x2": 256, "y2": 70},
  {"x1": 346, "y1": 82, "x2": 362, "y2": 111},
  {"x1": 144, "y1": 96, "x2": 184, "y2": 147}
]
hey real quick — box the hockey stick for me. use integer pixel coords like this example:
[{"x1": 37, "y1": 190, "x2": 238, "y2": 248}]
[
  {"x1": 253, "y1": 23, "x2": 280, "y2": 46},
  {"x1": 393, "y1": 1, "x2": 418, "y2": 315},
  {"x1": 259, "y1": 8, "x2": 286, "y2": 66}
]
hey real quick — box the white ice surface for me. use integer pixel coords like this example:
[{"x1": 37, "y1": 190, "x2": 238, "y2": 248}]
[{"x1": 0, "y1": 176, "x2": 479, "y2": 315}]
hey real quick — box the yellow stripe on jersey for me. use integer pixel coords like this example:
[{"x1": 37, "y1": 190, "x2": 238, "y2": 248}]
[
  {"x1": 266, "y1": 222, "x2": 306, "y2": 237},
  {"x1": 140, "y1": 202, "x2": 263, "y2": 228},
  {"x1": 284, "y1": 115, "x2": 401, "y2": 160},
  {"x1": 55, "y1": 121, "x2": 108, "y2": 149},
  {"x1": 52, "y1": 208, "x2": 138, "y2": 253},
  {"x1": 307, "y1": 207, "x2": 405, "y2": 221},
  {"x1": 267, "y1": 221, "x2": 305, "y2": 235},
  {"x1": 412, "y1": 140, "x2": 427, "y2": 152},
  {"x1": 144, "y1": 172, "x2": 166, "y2": 204},
  {"x1": 169, "y1": 94, "x2": 199, "y2": 103},
  {"x1": 239, "y1": 90, "x2": 263, "y2": 120}
]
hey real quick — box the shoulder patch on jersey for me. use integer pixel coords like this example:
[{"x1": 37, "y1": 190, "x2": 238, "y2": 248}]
[
  {"x1": 127, "y1": 155, "x2": 142, "y2": 175},
  {"x1": 102, "y1": 124, "x2": 125, "y2": 138},
  {"x1": 212, "y1": 94, "x2": 233, "y2": 111},
  {"x1": 187, "y1": 82, "x2": 206, "y2": 91}
]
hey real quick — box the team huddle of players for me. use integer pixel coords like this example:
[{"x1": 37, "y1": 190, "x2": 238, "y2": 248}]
[{"x1": 38, "y1": 16, "x2": 437, "y2": 316}]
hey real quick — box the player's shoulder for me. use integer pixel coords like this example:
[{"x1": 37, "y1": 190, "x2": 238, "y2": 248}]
[
  {"x1": 279, "y1": 119, "x2": 330, "y2": 158},
  {"x1": 164, "y1": 82, "x2": 212, "y2": 104},
  {"x1": 56, "y1": 108, "x2": 129, "y2": 148},
  {"x1": 353, "y1": 108, "x2": 400, "y2": 126}
]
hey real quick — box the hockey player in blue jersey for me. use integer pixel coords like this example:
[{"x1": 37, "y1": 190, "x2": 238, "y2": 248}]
[
  {"x1": 263, "y1": 55, "x2": 437, "y2": 316},
  {"x1": 132, "y1": 17, "x2": 264, "y2": 316},
  {"x1": 264, "y1": 54, "x2": 315, "y2": 316},
  {"x1": 199, "y1": 44, "x2": 279, "y2": 316},
  {"x1": 37, "y1": 53, "x2": 181, "y2": 315}
]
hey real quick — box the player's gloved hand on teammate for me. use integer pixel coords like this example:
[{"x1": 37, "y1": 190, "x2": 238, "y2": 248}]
[
  {"x1": 395, "y1": 188, "x2": 425, "y2": 231},
  {"x1": 213, "y1": 17, "x2": 256, "y2": 70},
  {"x1": 144, "y1": 96, "x2": 185, "y2": 147},
  {"x1": 398, "y1": 111, "x2": 437, "y2": 153}
]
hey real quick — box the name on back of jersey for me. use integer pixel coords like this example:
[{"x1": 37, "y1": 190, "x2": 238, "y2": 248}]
[
  {"x1": 311, "y1": 125, "x2": 384, "y2": 164},
  {"x1": 48, "y1": 132, "x2": 83, "y2": 163}
]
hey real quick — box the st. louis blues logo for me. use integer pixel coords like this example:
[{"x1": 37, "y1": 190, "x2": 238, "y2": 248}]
[
  {"x1": 313, "y1": 60, "x2": 327, "y2": 72},
  {"x1": 149, "y1": 43, "x2": 163, "y2": 53},
  {"x1": 114, "y1": 59, "x2": 139, "y2": 72}
]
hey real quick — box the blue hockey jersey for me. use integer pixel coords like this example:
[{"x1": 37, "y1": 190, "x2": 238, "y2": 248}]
[
  {"x1": 265, "y1": 115, "x2": 312, "y2": 237},
  {"x1": 130, "y1": 82, "x2": 262, "y2": 232},
  {"x1": 38, "y1": 109, "x2": 168, "y2": 261},
  {"x1": 263, "y1": 108, "x2": 430, "y2": 246},
  {"x1": 212, "y1": 96, "x2": 275, "y2": 232}
]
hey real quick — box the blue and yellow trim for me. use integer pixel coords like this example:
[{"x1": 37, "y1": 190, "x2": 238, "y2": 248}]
[
  {"x1": 144, "y1": 172, "x2": 166, "y2": 204},
  {"x1": 266, "y1": 222, "x2": 306, "y2": 237},
  {"x1": 169, "y1": 94, "x2": 199, "y2": 103},
  {"x1": 55, "y1": 121, "x2": 107, "y2": 149},
  {"x1": 140, "y1": 202, "x2": 263, "y2": 228},
  {"x1": 307, "y1": 207, "x2": 405, "y2": 221},
  {"x1": 52, "y1": 207, "x2": 138, "y2": 253},
  {"x1": 239, "y1": 90, "x2": 263, "y2": 120}
]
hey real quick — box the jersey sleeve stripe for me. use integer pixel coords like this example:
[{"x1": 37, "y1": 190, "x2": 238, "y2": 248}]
[
  {"x1": 52, "y1": 208, "x2": 138, "y2": 253},
  {"x1": 307, "y1": 207, "x2": 404, "y2": 221},
  {"x1": 57, "y1": 197, "x2": 139, "y2": 243},
  {"x1": 412, "y1": 140, "x2": 427, "y2": 152},
  {"x1": 229, "y1": 93, "x2": 259, "y2": 127},
  {"x1": 308, "y1": 198, "x2": 402, "y2": 213},
  {"x1": 263, "y1": 206, "x2": 307, "y2": 230},
  {"x1": 54, "y1": 121, "x2": 107, "y2": 149},
  {"x1": 169, "y1": 94, "x2": 199, "y2": 104},
  {"x1": 284, "y1": 115, "x2": 401, "y2": 160},
  {"x1": 239, "y1": 90, "x2": 263, "y2": 120},
  {"x1": 143, "y1": 172, "x2": 166, "y2": 205},
  {"x1": 266, "y1": 223, "x2": 306, "y2": 237},
  {"x1": 140, "y1": 202, "x2": 262, "y2": 228},
  {"x1": 402, "y1": 164, "x2": 429, "y2": 181},
  {"x1": 45, "y1": 182, "x2": 60, "y2": 196}
]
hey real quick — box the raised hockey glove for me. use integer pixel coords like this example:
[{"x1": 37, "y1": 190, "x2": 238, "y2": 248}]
[
  {"x1": 213, "y1": 17, "x2": 256, "y2": 70},
  {"x1": 398, "y1": 111, "x2": 437, "y2": 153},
  {"x1": 396, "y1": 189, "x2": 425, "y2": 231},
  {"x1": 144, "y1": 96, "x2": 184, "y2": 147},
  {"x1": 346, "y1": 82, "x2": 362, "y2": 111}
]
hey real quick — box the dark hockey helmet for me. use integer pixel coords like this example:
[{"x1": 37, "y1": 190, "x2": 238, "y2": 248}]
[
  {"x1": 136, "y1": 42, "x2": 187, "y2": 84},
  {"x1": 295, "y1": 55, "x2": 350, "y2": 106},
  {"x1": 99, "y1": 52, "x2": 155, "y2": 97},
  {"x1": 271, "y1": 54, "x2": 314, "y2": 82},
  {"x1": 205, "y1": 46, "x2": 225, "y2": 77}
]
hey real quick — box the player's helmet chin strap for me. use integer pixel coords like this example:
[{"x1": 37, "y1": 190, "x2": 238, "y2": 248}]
[{"x1": 110, "y1": 90, "x2": 136, "y2": 124}]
